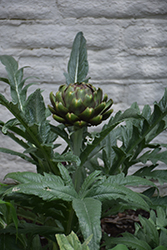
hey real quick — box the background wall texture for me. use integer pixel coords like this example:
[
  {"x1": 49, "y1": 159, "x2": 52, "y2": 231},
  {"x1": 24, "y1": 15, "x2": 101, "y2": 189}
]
[{"x1": 0, "y1": 0, "x2": 167, "y2": 184}]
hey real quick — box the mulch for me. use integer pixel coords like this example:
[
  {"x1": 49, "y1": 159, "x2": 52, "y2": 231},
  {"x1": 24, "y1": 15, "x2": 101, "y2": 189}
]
[{"x1": 100, "y1": 209, "x2": 150, "y2": 249}]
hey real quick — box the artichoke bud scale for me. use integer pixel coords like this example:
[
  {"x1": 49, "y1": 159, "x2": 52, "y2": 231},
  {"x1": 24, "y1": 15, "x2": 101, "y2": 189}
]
[
  {"x1": 101, "y1": 99, "x2": 113, "y2": 114},
  {"x1": 102, "y1": 109, "x2": 113, "y2": 121},
  {"x1": 84, "y1": 94, "x2": 94, "y2": 107},
  {"x1": 55, "y1": 91, "x2": 64, "y2": 104},
  {"x1": 48, "y1": 105, "x2": 57, "y2": 114},
  {"x1": 55, "y1": 102, "x2": 68, "y2": 116},
  {"x1": 74, "y1": 120, "x2": 87, "y2": 128},
  {"x1": 70, "y1": 98, "x2": 84, "y2": 114},
  {"x1": 102, "y1": 94, "x2": 108, "y2": 102},
  {"x1": 89, "y1": 115, "x2": 103, "y2": 125},
  {"x1": 79, "y1": 107, "x2": 94, "y2": 120},
  {"x1": 53, "y1": 114, "x2": 66, "y2": 124},
  {"x1": 50, "y1": 92, "x2": 56, "y2": 107},
  {"x1": 65, "y1": 112, "x2": 79, "y2": 123},
  {"x1": 94, "y1": 102, "x2": 106, "y2": 116},
  {"x1": 96, "y1": 88, "x2": 103, "y2": 105}
]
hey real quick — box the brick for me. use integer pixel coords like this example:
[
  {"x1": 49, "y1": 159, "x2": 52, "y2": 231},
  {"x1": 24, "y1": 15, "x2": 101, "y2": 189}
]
[
  {"x1": 0, "y1": 0, "x2": 59, "y2": 20},
  {"x1": 0, "y1": 22, "x2": 120, "y2": 50},
  {"x1": 126, "y1": 82, "x2": 165, "y2": 105},
  {"x1": 57, "y1": 0, "x2": 167, "y2": 18},
  {"x1": 124, "y1": 19, "x2": 167, "y2": 49},
  {"x1": 91, "y1": 81, "x2": 126, "y2": 104},
  {"x1": 89, "y1": 50, "x2": 167, "y2": 80}
]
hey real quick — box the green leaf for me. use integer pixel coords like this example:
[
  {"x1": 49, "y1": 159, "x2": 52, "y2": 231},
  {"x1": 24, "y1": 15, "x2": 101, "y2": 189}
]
[
  {"x1": 56, "y1": 232, "x2": 81, "y2": 250},
  {"x1": 0, "y1": 55, "x2": 37, "y2": 111},
  {"x1": 1, "y1": 222, "x2": 62, "y2": 237},
  {"x1": 50, "y1": 124, "x2": 72, "y2": 147},
  {"x1": 64, "y1": 32, "x2": 88, "y2": 84},
  {"x1": 107, "y1": 233, "x2": 152, "y2": 250},
  {"x1": 153, "y1": 247, "x2": 167, "y2": 250},
  {"x1": 1, "y1": 118, "x2": 20, "y2": 134},
  {"x1": 0, "y1": 234, "x2": 23, "y2": 250},
  {"x1": 0, "y1": 77, "x2": 10, "y2": 84},
  {"x1": 134, "y1": 166, "x2": 167, "y2": 185},
  {"x1": 54, "y1": 152, "x2": 81, "y2": 167},
  {"x1": 5, "y1": 171, "x2": 63, "y2": 185},
  {"x1": 106, "y1": 173, "x2": 157, "y2": 188},
  {"x1": 57, "y1": 163, "x2": 73, "y2": 187},
  {"x1": 25, "y1": 89, "x2": 46, "y2": 125},
  {"x1": 0, "y1": 147, "x2": 36, "y2": 164},
  {"x1": 138, "y1": 215, "x2": 159, "y2": 247},
  {"x1": 86, "y1": 182, "x2": 150, "y2": 211},
  {"x1": 79, "y1": 171, "x2": 102, "y2": 198},
  {"x1": 72, "y1": 198, "x2": 101, "y2": 250},
  {"x1": 0, "y1": 55, "x2": 18, "y2": 77},
  {"x1": 80, "y1": 108, "x2": 140, "y2": 167},
  {"x1": 4, "y1": 172, "x2": 78, "y2": 202},
  {"x1": 0, "y1": 200, "x2": 18, "y2": 231},
  {"x1": 159, "y1": 230, "x2": 167, "y2": 247},
  {"x1": 0, "y1": 93, "x2": 57, "y2": 173},
  {"x1": 56, "y1": 231, "x2": 91, "y2": 250},
  {"x1": 156, "y1": 207, "x2": 167, "y2": 229},
  {"x1": 108, "y1": 244, "x2": 129, "y2": 250}
]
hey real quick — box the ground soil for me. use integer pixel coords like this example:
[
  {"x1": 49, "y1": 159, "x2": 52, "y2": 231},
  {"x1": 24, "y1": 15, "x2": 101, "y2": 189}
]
[{"x1": 100, "y1": 209, "x2": 150, "y2": 249}]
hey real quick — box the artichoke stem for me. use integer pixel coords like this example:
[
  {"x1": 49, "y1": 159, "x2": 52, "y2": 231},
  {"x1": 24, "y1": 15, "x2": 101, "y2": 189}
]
[
  {"x1": 72, "y1": 127, "x2": 83, "y2": 157},
  {"x1": 72, "y1": 127, "x2": 83, "y2": 192}
]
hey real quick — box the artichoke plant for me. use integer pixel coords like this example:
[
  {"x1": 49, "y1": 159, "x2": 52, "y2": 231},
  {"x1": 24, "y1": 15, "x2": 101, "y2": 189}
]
[{"x1": 48, "y1": 82, "x2": 113, "y2": 128}]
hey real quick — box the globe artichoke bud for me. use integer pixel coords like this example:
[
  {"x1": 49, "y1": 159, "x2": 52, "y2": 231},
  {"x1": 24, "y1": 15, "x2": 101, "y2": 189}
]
[{"x1": 48, "y1": 82, "x2": 113, "y2": 128}]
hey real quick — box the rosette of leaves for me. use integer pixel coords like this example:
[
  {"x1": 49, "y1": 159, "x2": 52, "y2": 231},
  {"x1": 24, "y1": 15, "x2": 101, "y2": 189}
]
[{"x1": 48, "y1": 82, "x2": 113, "y2": 128}]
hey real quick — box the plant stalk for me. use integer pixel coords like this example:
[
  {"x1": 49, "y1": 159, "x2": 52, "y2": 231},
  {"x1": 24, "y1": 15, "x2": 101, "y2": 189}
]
[{"x1": 72, "y1": 127, "x2": 83, "y2": 192}]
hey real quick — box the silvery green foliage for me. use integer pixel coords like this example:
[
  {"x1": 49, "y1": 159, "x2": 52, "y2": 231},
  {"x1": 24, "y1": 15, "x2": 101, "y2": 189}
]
[{"x1": 0, "y1": 32, "x2": 167, "y2": 249}]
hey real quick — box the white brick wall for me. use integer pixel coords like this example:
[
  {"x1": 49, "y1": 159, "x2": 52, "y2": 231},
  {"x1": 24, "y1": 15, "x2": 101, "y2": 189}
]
[{"x1": 0, "y1": 0, "x2": 167, "y2": 182}]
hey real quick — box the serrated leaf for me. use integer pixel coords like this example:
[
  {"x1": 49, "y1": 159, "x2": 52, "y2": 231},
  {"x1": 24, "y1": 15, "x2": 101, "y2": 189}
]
[
  {"x1": 138, "y1": 215, "x2": 159, "y2": 247},
  {"x1": 25, "y1": 89, "x2": 46, "y2": 125},
  {"x1": 65, "y1": 32, "x2": 88, "y2": 84},
  {"x1": 72, "y1": 198, "x2": 101, "y2": 250},
  {"x1": 108, "y1": 244, "x2": 129, "y2": 250},
  {"x1": 142, "y1": 104, "x2": 152, "y2": 121},
  {"x1": 0, "y1": 55, "x2": 18, "y2": 77},
  {"x1": 80, "y1": 108, "x2": 140, "y2": 167},
  {"x1": 0, "y1": 148, "x2": 36, "y2": 164},
  {"x1": 54, "y1": 152, "x2": 81, "y2": 166},
  {"x1": 159, "y1": 230, "x2": 167, "y2": 247},
  {"x1": 50, "y1": 124, "x2": 72, "y2": 147},
  {"x1": 4, "y1": 172, "x2": 78, "y2": 202},
  {"x1": 5, "y1": 171, "x2": 63, "y2": 185},
  {"x1": 108, "y1": 233, "x2": 152, "y2": 250},
  {"x1": 0, "y1": 222, "x2": 62, "y2": 236},
  {"x1": 79, "y1": 171, "x2": 102, "y2": 198},
  {"x1": 134, "y1": 166, "x2": 167, "y2": 184},
  {"x1": 86, "y1": 182, "x2": 150, "y2": 211},
  {"x1": 56, "y1": 231, "x2": 82, "y2": 250},
  {"x1": 56, "y1": 231, "x2": 91, "y2": 250},
  {"x1": 153, "y1": 246, "x2": 167, "y2": 250},
  {"x1": 0, "y1": 56, "x2": 37, "y2": 112},
  {"x1": 106, "y1": 173, "x2": 156, "y2": 188},
  {"x1": 0, "y1": 199, "x2": 18, "y2": 233},
  {"x1": 156, "y1": 207, "x2": 167, "y2": 228},
  {"x1": 57, "y1": 163, "x2": 73, "y2": 187},
  {"x1": 0, "y1": 77, "x2": 10, "y2": 84},
  {"x1": 2, "y1": 118, "x2": 20, "y2": 134}
]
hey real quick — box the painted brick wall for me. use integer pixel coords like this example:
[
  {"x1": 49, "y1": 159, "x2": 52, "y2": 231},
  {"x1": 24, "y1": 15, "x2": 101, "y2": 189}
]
[{"x1": 0, "y1": 0, "x2": 167, "y2": 182}]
